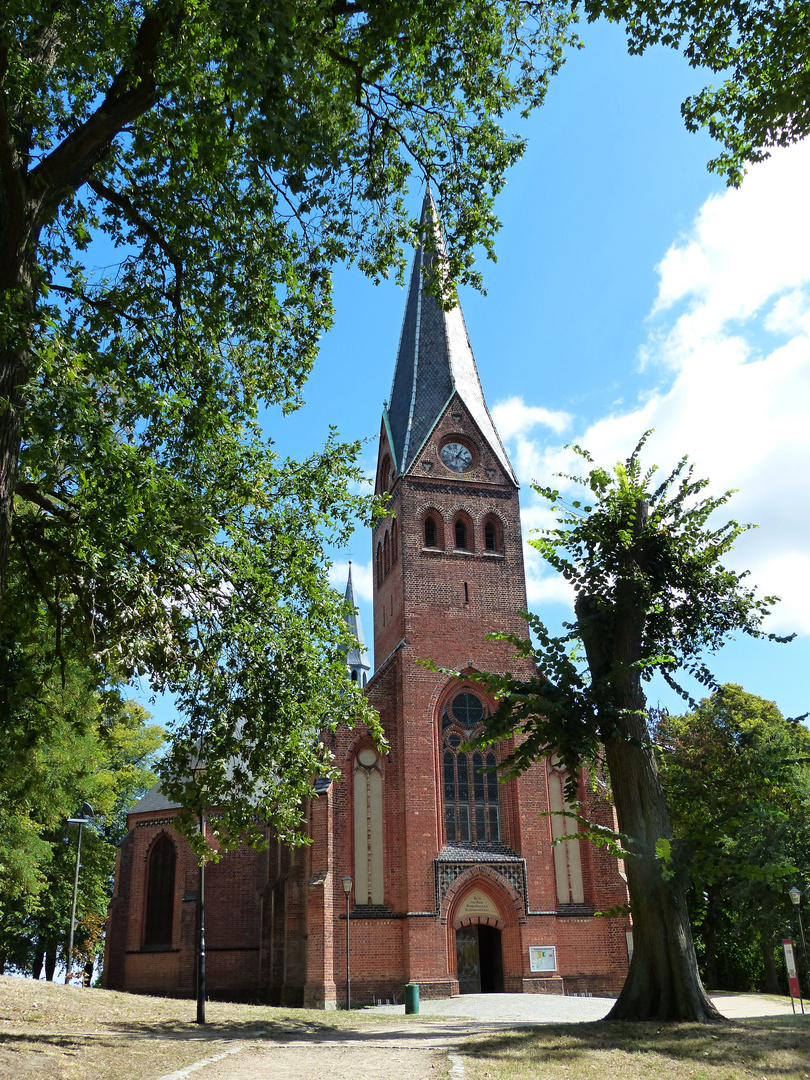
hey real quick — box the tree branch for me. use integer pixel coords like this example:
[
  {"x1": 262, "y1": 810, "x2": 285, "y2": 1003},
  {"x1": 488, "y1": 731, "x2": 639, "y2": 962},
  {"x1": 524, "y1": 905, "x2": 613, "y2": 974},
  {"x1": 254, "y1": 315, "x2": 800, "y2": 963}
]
[
  {"x1": 86, "y1": 176, "x2": 184, "y2": 317},
  {"x1": 329, "y1": 1, "x2": 368, "y2": 15},
  {"x1": 14, "y1": 481, "x2": 79, "y2": 523},
  {"x1": 28, "y1": 0, "x2": 179, "y2": 214}
]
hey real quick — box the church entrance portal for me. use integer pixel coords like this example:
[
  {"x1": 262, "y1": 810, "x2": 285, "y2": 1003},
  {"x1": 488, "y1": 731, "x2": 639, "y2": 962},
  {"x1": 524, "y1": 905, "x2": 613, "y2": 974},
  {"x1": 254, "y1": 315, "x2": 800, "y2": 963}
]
[{"x1": 455, "y1": 925, "x2": 504, "y2": 994}]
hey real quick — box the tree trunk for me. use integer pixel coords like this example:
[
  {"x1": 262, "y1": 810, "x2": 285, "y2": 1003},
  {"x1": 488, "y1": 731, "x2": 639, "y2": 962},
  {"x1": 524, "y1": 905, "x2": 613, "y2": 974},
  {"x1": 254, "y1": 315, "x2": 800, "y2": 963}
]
[
  {"x1": 32, "y1": 946, "x2": 44, "y2": 980},
  {"x1": 703, "y1": 891, "x2": 718, "y2": 989},
  {"x1": 0, "y1": 363, "x2": 26, "y2": 601},
  {"x1": 577, "y1": 552, "x2": 722, "y2": 1022},
  {"x1": 0, "y1": 205, "x2": 41, "y2": 607},
  {"x1": 603, "y1": 728, "x2": 721, "y2": 1021},
  {"x1": 761, "y1": 932, "x2": 780, "y2": 995},
  {"x1": 44, "y1": 943, "x2": 57, "y2": 981}
]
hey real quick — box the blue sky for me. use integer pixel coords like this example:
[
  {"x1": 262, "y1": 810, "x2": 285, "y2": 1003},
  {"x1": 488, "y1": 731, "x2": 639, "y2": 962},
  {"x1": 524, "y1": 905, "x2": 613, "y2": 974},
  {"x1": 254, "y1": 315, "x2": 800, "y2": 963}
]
[{"x1": 136, "y1": 18, "x2": 810, "y2": 725}]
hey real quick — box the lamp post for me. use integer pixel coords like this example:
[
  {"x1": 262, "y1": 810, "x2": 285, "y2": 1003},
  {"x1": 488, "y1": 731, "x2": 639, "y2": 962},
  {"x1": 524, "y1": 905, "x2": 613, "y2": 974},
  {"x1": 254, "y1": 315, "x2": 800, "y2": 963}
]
[
  {"x1": 789, "y1": 887, "x2": 810, "y2": 999},
  {"x1": 189, "y1": 757, "x2": 208, "y2": 1025},
  {"x1": 65, "y1": 802, "x2": 94, "y2": 985},
  {"x1": 196, "y1": 810, "x2": 207, "y2": 1025},
  {"x1": 342, "y1": 875, "x2": 352, "y2": 1010}
]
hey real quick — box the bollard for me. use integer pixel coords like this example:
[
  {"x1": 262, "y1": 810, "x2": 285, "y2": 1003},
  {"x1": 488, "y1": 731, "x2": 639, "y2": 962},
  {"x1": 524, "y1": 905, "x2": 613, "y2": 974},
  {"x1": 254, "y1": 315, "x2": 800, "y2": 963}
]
[{"x1": 405, "y1": 983, "x2": 420, "y2": 1015}]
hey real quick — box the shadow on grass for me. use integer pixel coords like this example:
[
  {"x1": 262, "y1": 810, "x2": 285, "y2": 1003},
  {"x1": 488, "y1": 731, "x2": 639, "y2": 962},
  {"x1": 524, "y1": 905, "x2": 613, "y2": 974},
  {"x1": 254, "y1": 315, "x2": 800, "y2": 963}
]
[
  {"x1": 464, "y1": 1016, "x2": 810, "y2": 1074},
  {"x1": 0, "y1": 1011, "x2": 461, "y2": 1047}
]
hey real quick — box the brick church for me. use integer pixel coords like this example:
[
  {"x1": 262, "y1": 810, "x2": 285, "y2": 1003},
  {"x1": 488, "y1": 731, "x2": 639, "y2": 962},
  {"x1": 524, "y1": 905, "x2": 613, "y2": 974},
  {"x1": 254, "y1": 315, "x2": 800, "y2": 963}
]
[{"x1": 103, "y1": 196, "x2": 631, "y2": 1006}]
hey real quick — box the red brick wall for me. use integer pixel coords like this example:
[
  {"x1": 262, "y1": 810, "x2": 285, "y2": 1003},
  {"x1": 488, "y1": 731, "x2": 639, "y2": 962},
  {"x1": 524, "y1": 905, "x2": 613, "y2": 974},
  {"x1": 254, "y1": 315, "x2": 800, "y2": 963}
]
[{"x1": 104, "y1": 812, "x2": 270, "y2": 1001}]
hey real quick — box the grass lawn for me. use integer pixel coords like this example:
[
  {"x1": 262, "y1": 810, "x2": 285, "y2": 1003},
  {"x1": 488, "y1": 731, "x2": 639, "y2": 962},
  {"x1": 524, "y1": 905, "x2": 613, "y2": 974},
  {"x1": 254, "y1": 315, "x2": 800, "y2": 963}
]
[
  {"x1": 0, "y1": 974, "x2": 397, "y2": 1079},
  {"x1": 461, "y1": 1017, "x2": 810, "y2": 1080},
  {"x1": 3, "y1": 975, "x2": 808, "y2": 1080}
]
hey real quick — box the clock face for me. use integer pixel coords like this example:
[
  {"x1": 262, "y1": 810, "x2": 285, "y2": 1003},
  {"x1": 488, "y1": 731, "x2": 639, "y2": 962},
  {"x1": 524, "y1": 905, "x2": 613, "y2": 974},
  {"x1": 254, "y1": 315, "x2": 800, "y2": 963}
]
[{"x1": 440, "y1": 442, "x2": 473, "y2": 472}]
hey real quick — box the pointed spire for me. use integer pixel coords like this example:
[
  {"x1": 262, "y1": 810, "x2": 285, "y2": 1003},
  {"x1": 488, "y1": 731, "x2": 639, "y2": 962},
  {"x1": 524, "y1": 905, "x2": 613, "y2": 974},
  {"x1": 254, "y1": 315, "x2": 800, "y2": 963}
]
[
  {"x1": 385, "y1": 191, "x2": 516, "y2": 483},
  {"x1": 343, "y1": 562, "x2": 370, "y2": 684}
]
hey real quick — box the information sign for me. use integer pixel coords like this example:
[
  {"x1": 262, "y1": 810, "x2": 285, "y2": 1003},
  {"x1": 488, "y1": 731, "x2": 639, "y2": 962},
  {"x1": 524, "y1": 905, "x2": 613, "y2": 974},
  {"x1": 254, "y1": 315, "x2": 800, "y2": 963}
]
[
  {"x1": 783, "y1": 939, "x2": 801, "y2": 1000},
  {"x1": 529, "y1": 946, "x2": 557, "y2": 972}
]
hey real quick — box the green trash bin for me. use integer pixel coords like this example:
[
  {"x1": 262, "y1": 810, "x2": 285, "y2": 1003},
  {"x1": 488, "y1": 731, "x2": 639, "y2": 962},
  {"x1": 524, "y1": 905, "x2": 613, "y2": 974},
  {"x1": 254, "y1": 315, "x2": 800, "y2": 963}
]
[{"x1": 405, "y1": 983, "x2": 420, "y2": 1015}]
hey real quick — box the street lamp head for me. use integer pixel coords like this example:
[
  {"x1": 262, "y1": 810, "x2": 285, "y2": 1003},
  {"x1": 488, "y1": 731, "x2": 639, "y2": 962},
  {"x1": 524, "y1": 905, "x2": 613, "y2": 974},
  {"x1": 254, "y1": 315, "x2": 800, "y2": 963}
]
[
  {"x1": 342, "y1": 875, "x2": 353, "y2": 895},
  {"x1": 789, "y1": 886, "x2": 802, "y2": 907},
  {"x1": 66, "y1": 803, "x2": 94, "y2": 825}
]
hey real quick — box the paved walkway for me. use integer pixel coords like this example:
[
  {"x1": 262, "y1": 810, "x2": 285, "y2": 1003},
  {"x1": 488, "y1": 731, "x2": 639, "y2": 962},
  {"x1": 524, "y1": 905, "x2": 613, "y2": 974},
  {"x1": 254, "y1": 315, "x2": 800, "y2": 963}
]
[
  {"x1": 366, "y1": 990, "x2": 800, "y2": 1023},
  {"x1": 155, "y1": 993, "x2": 801, "y2": 1080}
]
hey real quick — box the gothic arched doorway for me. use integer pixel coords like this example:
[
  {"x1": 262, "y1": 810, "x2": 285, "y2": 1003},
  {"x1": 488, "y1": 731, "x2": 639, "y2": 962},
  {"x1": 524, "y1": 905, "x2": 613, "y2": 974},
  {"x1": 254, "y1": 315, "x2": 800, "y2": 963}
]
[{"x1": 455, "y1": 924, "x2": 504, "y2": 994}]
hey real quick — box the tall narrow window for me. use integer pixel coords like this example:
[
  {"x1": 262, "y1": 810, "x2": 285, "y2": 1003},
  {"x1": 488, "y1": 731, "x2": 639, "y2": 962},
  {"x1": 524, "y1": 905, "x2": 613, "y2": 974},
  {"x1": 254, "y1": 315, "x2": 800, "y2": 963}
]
[
  {"x1": 484, "y1": 522, "x2": 496, "y2": 550},
  {"x1": 383, "y1": 531, "x2": 390, "y2": 575},
  {"x1": 425, "y1": 516, "x2": 437, "y2": 547},
  {"x1": 144, "y1": 834, "x2": 176, "y2": 947},
  {"x1": 455, "y1": 520, "x2": 467, "y2": 550},
  {"x1": 548, "y1": 768, "x2": 584, "y2": 905},
  {"x1": 379, "y1": 454, "x2": 392, "y2": 494},
  {"x1": 391, "y1": 519, "x2": 398, "y2": 564},
  {"x1": 442, "y1": 693, "x2": 500, "y2": 845},
  {"x1": 376, "y1": 541, "x2": 382, "y2": 585},
  {"x1": 354, "y1": 747, "x2": 384, "y2": 905}
]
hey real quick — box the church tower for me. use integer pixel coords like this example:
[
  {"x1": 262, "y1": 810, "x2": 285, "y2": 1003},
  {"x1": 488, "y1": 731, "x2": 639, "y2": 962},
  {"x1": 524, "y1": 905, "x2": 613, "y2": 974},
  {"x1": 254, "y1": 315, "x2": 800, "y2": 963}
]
[
  {"x1": 373, "y1": 191, "x2": 527, "y2": 669},
  {"x1": 352, "y1": 193, "x2": 630, "y2": 999}
]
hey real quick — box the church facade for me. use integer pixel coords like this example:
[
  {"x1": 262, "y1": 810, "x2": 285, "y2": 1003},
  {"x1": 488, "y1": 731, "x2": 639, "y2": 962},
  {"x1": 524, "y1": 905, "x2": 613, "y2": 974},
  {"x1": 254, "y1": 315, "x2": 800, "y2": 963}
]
[{"x1": 103, "y1": 197, "x2": 631, "y2": 1006}]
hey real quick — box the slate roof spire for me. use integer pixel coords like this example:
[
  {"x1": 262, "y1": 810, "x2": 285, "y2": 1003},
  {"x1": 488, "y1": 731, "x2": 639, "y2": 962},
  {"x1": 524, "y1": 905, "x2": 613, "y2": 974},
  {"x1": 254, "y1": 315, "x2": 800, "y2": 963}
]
[
  {"x1": 385, "y1": 191, "x2": 516, "y2": 484},
  {"x1": 343, "y1": 562, "x2": 370, "y2": 684}
]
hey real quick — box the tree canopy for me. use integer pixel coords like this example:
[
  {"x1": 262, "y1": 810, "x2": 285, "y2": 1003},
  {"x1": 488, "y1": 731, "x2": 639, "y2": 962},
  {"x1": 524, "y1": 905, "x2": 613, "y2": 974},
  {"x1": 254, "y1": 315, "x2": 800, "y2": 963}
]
[
  {"x1": 0, "y1": 631, "x2": 163, "y2": 977},
  {"x1": 653, "y1": 685, "x2": 810, "y2": 993},
  {"x1": 0, "y1": 0, "x2": 580, "y2": 840},
  {"x1": 584, "y1": 0, "x2": 810, "y2": 184},
  {"x1": 469, "y1": 436, "x2": 789, "y2": 1021},
  {"x1": 3, "y1": 0, "x2": 807, "y2": 852}
]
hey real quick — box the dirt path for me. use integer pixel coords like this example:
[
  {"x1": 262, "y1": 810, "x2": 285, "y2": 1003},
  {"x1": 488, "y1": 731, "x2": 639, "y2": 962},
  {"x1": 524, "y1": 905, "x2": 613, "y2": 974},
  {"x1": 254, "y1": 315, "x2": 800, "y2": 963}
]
[{"x1": 172, "y1": 1026, "x2": 462, "y2": 1080}]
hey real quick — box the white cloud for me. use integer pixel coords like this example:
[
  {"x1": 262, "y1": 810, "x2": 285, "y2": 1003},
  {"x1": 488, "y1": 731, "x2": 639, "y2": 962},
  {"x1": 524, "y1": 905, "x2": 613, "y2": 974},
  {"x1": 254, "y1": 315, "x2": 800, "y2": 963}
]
[
  {"x1": 653, "y1": 143, "x2": 810, "y2": 333},
  {"x1": 491, "y1": 396, "x2": 573, "y2": 438},
  {"x1": 501, "y1": 141, "x2": 810, "y2": 635}
]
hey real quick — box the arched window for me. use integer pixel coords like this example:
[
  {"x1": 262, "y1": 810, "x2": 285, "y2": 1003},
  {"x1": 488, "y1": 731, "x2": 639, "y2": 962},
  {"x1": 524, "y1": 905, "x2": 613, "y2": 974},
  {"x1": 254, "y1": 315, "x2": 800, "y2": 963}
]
[
  {"x1": 441, "y1": 693, "x2": 499, "y2": 845},
  {"x1": 351, "y1": 670, "x2": 358, "y2": 682},
  {"x1": 379, "y1": 453, "x2": 392, "y2": 494},
  {"x1": 391, "y1": 519, "x2": 398, "y2": 564},
  {"x1": 454, "y1": 519, "x2": 467, "y2": 550},
  {"x1": 483, "y1": 514, "x2": 503, "y2": 553},
  {"x1": 144, "y1": 834, "x2": 176, "y2": 947},
  {"x1": 383, "y1": 531, "x2": 390, "y2": 575},
  {"x1": 354, "y1": 747, "x2": 384, "y2": 905},
  {"x1": 375, "y1": 541, "x2": 382, "y2": 585},
  {"x1": 425, "y1": 516, "x2": 437, "y2": 548}
]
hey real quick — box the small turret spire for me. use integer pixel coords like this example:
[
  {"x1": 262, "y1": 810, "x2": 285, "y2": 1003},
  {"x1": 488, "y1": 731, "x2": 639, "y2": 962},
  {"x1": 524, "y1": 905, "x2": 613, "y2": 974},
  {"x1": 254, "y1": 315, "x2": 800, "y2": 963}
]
[{"x1": 343, "y1": 562, "x2": 370, "y2": 686}]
